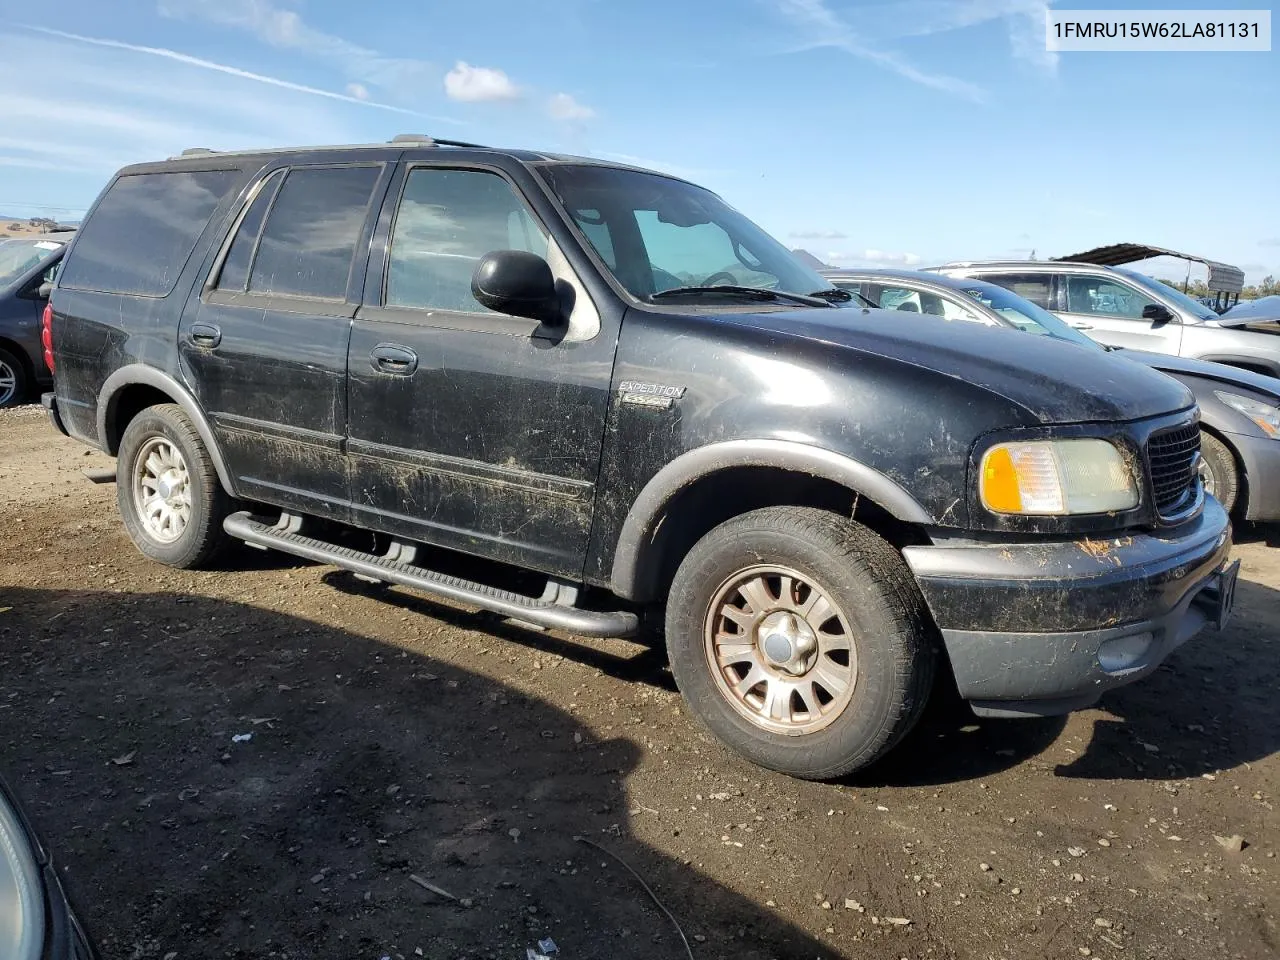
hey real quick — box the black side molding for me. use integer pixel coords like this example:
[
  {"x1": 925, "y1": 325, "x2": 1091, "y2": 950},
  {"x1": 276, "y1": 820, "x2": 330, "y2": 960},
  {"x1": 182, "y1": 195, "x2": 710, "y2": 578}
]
[{"x1": 223, "y1": 511, "x2": 639, "y2": 638}]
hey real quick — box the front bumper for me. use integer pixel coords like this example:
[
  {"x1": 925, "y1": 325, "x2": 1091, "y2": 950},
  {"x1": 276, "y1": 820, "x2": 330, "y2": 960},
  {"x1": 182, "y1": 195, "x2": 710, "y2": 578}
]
[
  {"x1": 903, "y1": 497, "x2": 1233, "y2": 717},
  {"x1": 1228, "y1": 429, "x2": 1280, "y2": 521}
]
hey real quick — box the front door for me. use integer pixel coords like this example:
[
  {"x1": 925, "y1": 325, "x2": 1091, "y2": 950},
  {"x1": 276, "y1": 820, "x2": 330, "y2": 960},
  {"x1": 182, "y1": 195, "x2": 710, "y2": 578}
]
[
  {"x1": 346, "y1": 162, "x2": 616, "y2": 578},
  {"x1": 180, "y1": 159, "x2": 394, "y2": 519},
  {"x1": 1055, "y1": 272, "x2": 1183, "y2": 354}
]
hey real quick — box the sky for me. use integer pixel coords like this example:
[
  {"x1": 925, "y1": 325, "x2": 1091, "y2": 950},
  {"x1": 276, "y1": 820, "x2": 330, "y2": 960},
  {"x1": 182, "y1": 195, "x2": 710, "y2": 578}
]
[{"x1": 1, "y1": 0, "x2": 1277, "y2": 282}]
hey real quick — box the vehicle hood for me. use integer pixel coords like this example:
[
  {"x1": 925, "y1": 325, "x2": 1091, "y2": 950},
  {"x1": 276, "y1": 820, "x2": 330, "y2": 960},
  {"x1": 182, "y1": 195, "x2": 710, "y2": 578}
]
[
  {"x1": 727, "y1": 307, "x2": 1194, "y2": 424},
  {"x1": 1217, "y1": 295, "x2": 1280, "y2": 326},
  {"x1": 1121, "y1": 348, "x2": 1280, "y2": 400}
]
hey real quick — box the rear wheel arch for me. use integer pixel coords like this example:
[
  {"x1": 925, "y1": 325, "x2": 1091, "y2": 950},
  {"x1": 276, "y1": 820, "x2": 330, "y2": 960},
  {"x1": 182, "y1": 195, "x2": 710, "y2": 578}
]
[
  {"x1": 609, "y1": 440, "x2": 934, "y2": 603},
  {"x1": 98, "y1": 366, "x2": 237, "y2": 495}
]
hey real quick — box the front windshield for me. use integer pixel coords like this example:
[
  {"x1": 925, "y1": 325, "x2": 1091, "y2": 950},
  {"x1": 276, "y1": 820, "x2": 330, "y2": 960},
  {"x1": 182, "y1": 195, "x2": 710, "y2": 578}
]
[
  {"x1": 0, "y1": 238, "x2": 64, "y2": 289},
  {"x1": 954, "y1": 280, "x2": 1102, "y2": 350},
  {"x1": 536, "y1": 164, "x2": 832, "y2": 303},
  {"x1": 1117, "y1": 268, "x2": 1218, "y2": 321}
]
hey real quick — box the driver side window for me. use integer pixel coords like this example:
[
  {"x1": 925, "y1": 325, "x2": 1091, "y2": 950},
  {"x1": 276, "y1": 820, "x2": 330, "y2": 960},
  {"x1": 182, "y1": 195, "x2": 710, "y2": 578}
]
[{"x1": 1064, "y1": 275, "x2": 1157, "y2": 320}]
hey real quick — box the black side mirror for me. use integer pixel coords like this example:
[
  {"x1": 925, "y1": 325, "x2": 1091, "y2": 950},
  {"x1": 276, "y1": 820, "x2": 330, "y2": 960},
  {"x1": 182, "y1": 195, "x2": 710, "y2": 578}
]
[
  {"x1": 471, "y1": 250, "x2": 564, "y2": 327},
  {"x1": 1142, "y1": 303, "x2": 1174, "y2": 323}
]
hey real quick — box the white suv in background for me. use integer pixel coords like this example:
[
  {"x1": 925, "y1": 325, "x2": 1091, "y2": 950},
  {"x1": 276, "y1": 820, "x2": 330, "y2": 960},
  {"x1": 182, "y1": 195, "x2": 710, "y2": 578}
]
[{"x1": 935, "y1": 260, "x2": 1280, "y2": 379}]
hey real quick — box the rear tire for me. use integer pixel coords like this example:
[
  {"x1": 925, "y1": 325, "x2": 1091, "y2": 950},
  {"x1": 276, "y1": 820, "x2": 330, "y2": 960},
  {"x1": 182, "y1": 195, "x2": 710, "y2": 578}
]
[
  {"x1": 117, "y1": 403, "x2": 231, "y2": 568},
  {"x1": 0, "y1": 347, "x2": 28, "y2": 408},
  {"x1": 665, "y1": 506, "x2": 936, "y2": 780},
  {"x1": 1199, "y1": 430, "x2": 1239, "y2": 514}
]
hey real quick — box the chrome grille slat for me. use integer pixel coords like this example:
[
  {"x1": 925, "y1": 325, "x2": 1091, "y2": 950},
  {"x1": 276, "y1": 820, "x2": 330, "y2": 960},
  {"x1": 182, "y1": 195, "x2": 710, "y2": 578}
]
[{"x1": 1146, "y1": 424, "x2": 1200, "y2": 519}]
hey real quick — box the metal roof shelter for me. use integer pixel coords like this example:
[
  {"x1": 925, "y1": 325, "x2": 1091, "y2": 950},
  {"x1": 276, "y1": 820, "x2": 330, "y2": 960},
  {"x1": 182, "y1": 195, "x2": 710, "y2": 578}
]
[{"x1": 1053, "y1": 243, "x2": 1245, "y2": 297}]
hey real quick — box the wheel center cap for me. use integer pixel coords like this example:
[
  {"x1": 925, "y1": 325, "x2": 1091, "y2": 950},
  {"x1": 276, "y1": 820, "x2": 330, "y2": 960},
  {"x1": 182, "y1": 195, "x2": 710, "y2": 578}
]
[
  {"x1": 757, "y1": 610, "x2": 818, "y2": 676},
  {"x1": 156, "y1": 471, "x2": 182, "y2": 501}
]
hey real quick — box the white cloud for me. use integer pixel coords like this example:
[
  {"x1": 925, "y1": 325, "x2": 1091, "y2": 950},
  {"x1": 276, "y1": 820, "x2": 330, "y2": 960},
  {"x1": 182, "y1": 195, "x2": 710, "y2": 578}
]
[
  {"x1": 345, "y1": 82, "x2": 370, "y2": 100},
  {"x1": 773, "y1": 0, "x2": 986, "y2": 101},
  {"x1": 868, "y1": 0, "x2": 1057, "y2": 73},
  {"x1": 157, "y1": 0, "x2": 435, "y2": 90},
  {"x1": 790, "y1": 229, "x2": 848, "y2": 239},
  {"x1": 444, "y1": 61, "x2": 522, "y2": 102},
  {"x1": 548, "y1": 92, "x2": 595, "y2": 121},
  {"x1": 22, "y1": 26, "x2": 456, "y2": 119}
]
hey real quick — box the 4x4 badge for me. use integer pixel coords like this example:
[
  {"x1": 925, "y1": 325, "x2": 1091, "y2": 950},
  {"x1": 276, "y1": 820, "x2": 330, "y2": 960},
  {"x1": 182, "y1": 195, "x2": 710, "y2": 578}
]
[{"x1": 617, "y1": 380, "x2": 686, "y2": 409}]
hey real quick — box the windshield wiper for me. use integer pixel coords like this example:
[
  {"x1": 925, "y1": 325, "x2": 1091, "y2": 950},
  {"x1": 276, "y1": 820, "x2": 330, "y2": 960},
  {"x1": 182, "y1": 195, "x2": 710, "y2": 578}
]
[
  {"x1": 807, "y1": 287, "x2": 854, "y2": 304},
  {"x1": 649, "y1": 285, "x2": 832, "y2": 307}
]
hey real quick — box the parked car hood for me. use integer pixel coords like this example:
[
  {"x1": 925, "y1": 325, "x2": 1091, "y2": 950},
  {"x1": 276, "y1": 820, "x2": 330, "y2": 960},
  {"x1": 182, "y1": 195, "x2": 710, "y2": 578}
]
[
  {"x1": 1120, "y1": 348, "x2": 1280, "y2": 400},
  {"x1": 1217, "y1": 295, "x2": 1280, "y2": 326},
  {"x1": 722, "y1": 307, "x2": 1194, "y2": 425}
]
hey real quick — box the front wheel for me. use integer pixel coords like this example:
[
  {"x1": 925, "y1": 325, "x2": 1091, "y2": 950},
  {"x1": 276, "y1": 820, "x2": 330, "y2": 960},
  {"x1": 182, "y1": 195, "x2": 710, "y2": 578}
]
[
  {"x1": 117, "y1": 403, "x2": 231, "y2": 568},
  {"x1": 665, "y1": 506, "x2": 936, "y2": 780},
  {"x1": 1198, "y1": 430, "x2": 1239, "y2": 515}
]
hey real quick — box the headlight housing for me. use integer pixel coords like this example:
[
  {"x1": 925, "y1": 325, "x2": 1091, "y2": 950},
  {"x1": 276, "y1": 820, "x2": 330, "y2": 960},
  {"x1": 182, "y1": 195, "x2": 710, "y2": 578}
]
[
  {"x1": 1215, "y1": 390, "x2": 1280, "y2": 437},
  {"x1": 980, "y1": 438, "x2": 1138, "y2": 515},
  {"x1": 0, "y1": 788, "x2": 45, "y2": 960}
]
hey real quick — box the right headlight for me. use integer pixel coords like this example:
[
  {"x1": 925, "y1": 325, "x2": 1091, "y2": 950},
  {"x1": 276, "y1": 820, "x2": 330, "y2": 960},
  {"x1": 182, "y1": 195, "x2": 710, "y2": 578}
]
[
  {"x1": 980, "y1": 438, "x2": 1138, "y2": 515},
  {"x1": 0, "y1": 787, "x2": 45, "y2": 960},
  {"x1": 1215, "y1": 391, "x2": 1280, "y2": 437}
]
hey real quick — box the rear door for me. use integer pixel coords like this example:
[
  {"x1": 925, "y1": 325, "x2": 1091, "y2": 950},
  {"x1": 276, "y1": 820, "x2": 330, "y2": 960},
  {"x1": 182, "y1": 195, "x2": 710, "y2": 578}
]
[
  {"x1": 346, "y1": 160, "x2": 617, "y2": 578},
  {"x1": 1054, "y1": 271, "x2": 1183, "y2": 354},
  {"x1": 180, "y1": 157, "x2": 395, "y2": 519}
]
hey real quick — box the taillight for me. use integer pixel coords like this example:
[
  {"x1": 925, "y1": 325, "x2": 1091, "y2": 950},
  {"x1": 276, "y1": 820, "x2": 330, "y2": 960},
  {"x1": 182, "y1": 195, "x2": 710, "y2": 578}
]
[{"x1": 40, "y1": 303, "x2": 54, "y2": 375}]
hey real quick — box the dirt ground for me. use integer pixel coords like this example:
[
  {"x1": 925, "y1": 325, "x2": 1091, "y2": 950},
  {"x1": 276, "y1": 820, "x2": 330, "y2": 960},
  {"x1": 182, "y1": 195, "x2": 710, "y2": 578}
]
[{"x1": 1, "y1": 403, "x2": 1277, "y2": 960}]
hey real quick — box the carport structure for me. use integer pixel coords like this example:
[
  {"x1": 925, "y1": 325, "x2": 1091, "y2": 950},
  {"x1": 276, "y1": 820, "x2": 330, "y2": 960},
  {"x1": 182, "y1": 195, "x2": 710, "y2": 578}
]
[{"x1": 1055, "y1": 243, "x2": 1245, "y2": 313}]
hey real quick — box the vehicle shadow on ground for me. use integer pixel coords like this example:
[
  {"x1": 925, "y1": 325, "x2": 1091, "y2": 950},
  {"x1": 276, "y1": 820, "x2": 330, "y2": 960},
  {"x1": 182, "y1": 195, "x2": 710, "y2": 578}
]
[
  {"x1": 325, "y1": 572, "x2": 1071, "y2": 788},
  {"x1": 1055, "y1": 577, "x2": 1280, "y2": 781},
  {"x1": 1232, "y1": 520, "x2": 1280, "y2": 548},
  {"x1": 0, "y1": 586, "x2": 828, "y2": 960}
]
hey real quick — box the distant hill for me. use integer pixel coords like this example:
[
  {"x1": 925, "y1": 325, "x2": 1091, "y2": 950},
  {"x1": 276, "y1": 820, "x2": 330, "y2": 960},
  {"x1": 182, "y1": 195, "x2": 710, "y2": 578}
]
[
  {"x1": 0, "y1": 216, "x2": 78, "y2": 241},
  {"x1": 791, "y1": 248, "x2": 830, "y2": 270}
]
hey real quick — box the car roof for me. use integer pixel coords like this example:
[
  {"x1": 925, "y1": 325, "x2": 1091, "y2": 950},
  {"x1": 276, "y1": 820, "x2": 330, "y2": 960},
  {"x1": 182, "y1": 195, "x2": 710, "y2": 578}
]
[
  {"x1": 134, "y1": 136, "x2": 700, "y2": 187},
  {"x1": 933, "y1": 259, "x2": 1122, "y2": 275},
  {"x1": 820, "y1": 266, "x2": 1005, "y2": 292}
]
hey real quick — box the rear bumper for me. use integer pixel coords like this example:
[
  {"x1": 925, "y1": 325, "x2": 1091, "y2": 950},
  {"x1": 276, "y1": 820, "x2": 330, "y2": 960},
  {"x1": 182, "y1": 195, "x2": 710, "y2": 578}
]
[
  {"x1": 1229, "y1": 429, "x2": 1280, "y2": 521},
  {"x1": 903, "y1": 498, "x2": 1233, "y2": 717}
]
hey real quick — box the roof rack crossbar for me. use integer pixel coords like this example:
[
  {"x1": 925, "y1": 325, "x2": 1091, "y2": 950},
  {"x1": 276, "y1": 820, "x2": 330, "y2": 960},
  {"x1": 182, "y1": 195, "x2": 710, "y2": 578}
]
[{"x1": 389, "y1": 133, "x2": 489, "y2": 149}]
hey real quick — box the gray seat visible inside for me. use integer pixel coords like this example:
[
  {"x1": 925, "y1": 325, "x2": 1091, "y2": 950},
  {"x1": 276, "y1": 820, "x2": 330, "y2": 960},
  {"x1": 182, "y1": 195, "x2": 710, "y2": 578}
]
[{"x1": 897, "y1": 301, "x2": 921, "y2": 312}]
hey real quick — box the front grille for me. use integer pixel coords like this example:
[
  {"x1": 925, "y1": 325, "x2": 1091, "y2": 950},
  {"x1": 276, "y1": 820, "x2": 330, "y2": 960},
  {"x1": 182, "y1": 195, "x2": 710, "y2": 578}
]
[{"x1": 1147, "y1": 424, "x2": 1201, "y2": 518}]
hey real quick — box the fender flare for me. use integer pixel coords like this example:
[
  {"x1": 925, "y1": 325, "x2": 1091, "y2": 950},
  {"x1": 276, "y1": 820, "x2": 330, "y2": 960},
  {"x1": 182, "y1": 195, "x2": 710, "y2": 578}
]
[
  {"x1": 609, "y1": 438, "x2": 933, "y2": 599},
  {"x1": 97, "y1": 365, "x2": 237, "y2": 495}
]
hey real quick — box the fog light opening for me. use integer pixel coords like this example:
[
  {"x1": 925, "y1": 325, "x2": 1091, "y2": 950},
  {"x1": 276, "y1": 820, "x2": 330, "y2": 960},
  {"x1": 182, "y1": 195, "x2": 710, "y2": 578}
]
[{"x1": 1097, "y1": 631, "x2": 1155, "y2": 674}]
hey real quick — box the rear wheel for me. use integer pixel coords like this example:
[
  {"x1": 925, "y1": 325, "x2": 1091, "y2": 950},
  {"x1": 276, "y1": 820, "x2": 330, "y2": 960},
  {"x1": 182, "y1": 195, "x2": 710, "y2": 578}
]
[
  {"x1": 0, "y1": 347, "x2": 28, "y2": 408},
  {"x1": 1198, "y1": 430, "x2": 1239, "y2": 514},
  {"x1": 665, "y1": 506, "x2": 936, "y2": 780},
  {"x1": 117, "y1": 403, "x2": 231, "y2": 568}
]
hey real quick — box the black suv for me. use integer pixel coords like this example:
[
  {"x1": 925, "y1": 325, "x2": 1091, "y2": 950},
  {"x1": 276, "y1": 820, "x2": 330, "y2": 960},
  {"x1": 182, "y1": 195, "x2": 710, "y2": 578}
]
[{"x1": 44, "y1": 136, "x2": 1235, "y2": 779}]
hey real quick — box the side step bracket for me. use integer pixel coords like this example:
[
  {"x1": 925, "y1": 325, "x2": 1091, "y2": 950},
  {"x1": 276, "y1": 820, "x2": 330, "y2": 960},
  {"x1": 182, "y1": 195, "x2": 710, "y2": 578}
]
[{"x1": 223, "y1": 511, "x2": 638, "y2": 638}]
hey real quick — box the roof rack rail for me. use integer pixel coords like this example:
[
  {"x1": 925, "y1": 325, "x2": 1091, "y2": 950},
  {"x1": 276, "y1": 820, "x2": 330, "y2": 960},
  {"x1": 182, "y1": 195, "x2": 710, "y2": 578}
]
[
  {"x1": 179, "y1": 147, "x2": 217, "y2": 156},
  {"x1": 389, "y1": 133, "x2": 489, "y2": 149}
]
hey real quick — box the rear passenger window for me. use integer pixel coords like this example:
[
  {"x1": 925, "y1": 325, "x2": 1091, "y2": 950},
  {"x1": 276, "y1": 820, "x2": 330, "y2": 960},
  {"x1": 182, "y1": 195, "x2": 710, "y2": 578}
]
[
  {"x1": 249, "y1": 166, "x2": 380, "y2": 300},
  {"x1": 386, "y1": 168, "x2": 548, "y2": 313},
  {"x1": 217, "y1": 170, "x2": 285, "y2": 292},
  {"x1": 983, "y1": 273, "x2": 1052, "y2": 308},
  {"x1": 59, "y1": 170, "x2": 239, "y2": 297}
]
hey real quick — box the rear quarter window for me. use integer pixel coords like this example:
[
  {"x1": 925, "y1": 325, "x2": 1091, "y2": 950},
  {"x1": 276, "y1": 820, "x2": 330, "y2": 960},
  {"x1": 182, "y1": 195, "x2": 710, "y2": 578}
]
[{"x1": 59, "y1": 169, "x2": 239, "y2": 297}]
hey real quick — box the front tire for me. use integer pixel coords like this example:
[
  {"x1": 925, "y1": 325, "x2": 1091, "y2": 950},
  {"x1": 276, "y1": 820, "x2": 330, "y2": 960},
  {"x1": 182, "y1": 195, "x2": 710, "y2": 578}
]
[
  {"x1": 117, "y1": 403, "x2": 231, "y2": 568},
  {"x1": 1198, "y1": 430, "x2": 1239, "y2": 515},
  {"x1": 665, "y1": 506, "x2": 936, "y2": 780}
]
